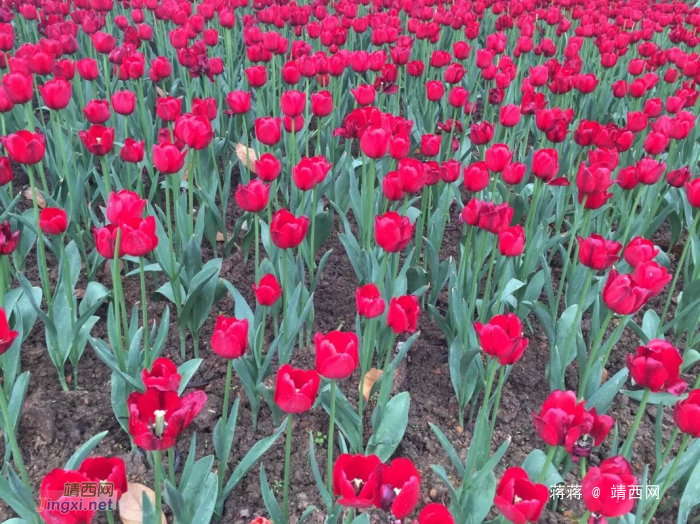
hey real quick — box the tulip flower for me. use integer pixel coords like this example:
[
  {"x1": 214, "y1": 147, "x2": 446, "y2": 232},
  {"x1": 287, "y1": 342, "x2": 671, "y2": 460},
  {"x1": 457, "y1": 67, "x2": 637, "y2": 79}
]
[
  {"x1": 631, "y1": 260, "x2": 672, "y2": 297},
  {"x1": 79, "y1": 125, "x2": 115, "y2": 156},
  {"x1": 311, "y1": 91, "x2": 333, "y2": 117},
  {"x1": 292, "y1": 156, "x2": 332, "y2": 191},
  {"x1": 2, "y1": 72, "x2": 33, "y2": 104},
  {"x1": 107, "y1": 190, "x2": 146, "y2": 225},
  {"x1": 532, "y1": 149, "x2": 559, "y2": 182},
  {"x1": 93, "y1": 224, "x2": 124, "y2": 259},
  {"x1": 375, "y1": 458, "x2": 421, "y2": 519},
  {"x1": 375, "y1": 212, "x2": 414, "y2": 253},
  {"x1": 78, "y1": 456, "x2": 128, "y2": 501},
  {"x1": 211, "y1": 316, "x2": 248, "y2": 360},
  {"x1": 623, "y1": 237, "x2": 658, "y2": 267},
  {"x1": 461, "y1": 199, "x2": 513, "y2": 234},
  {"x1": 153, "y1": 143, "x2": 187, "y2": 174},
  {"x1": 577, "y1": 234, "x2": 622, "y2": 270},
  {"x1": 360, "y1": 126, "x2": 389, "y2": 158},
  {"x1": 255, "y1": 117, "x2": 282, "y2": 146},
  {"x1": 253, "y1": 274, "x2": 282, "y2": 307},
  {"x1": 235, "y1": 180, "x2": 269, "y2": 213},
  {"x1": 627, "y1": 340, "x2": 686, "y2": 396},
  {"x1": 674, "y1": 389, "x2": 700, "y2": 437},
  {"x1": 38, "y1": 77, "x2": 72, "y2": 110},
  {"x1": 83, "y1": 98, "x2": 111, "y2": 124},
  {"x1": 38, "y1": 207, "x2": 68, "y2": 236},
  {"x1": 0, "y1": 306, "x2": 18, "y2": 355},
  {"x1": 156, "y1": 96, "x2": 182, "y2": 121},
  {"x1": 687, "y1": 178, "x2": 700, "y2": 208},
  {"x1": 0, "y1": 156, "x2": 11, "y2": 186},
  {"x1": 474, "y1": 313, "x2": 529, "y2": 366},
  {"x1": 499, "y1": 225, "x2": 525, "y2": 257},
  {"x1": 119, "y1": 217, "x2": 159, "y2": 257},
  {"x1": 121, "y1": 138, "x2": 145, "y2": 163},
  {"x1": 582, "y1": 456, "x2": 637, "y2": 517},
  {"x1": 142, "y1": 357, "x2": 181, "y2": 392},
  {"x1": 174, "y1": 114, "x2": 213, "y2": 150},
  {"x1": 485, "y1": 144, "x2": 512, "y2": 173},
  {"x1": 315, "y1": 331, "x2": 359, "y2": 380},
  {"x1": 333, "y1": 453, "x2": 382, "y2": 508},
  {"x1": 356, "y1": 284, "x2": 385, "y2": 318},
  {"x1": 255, "y1": 153, "x2": 282, "y2": 182},
  {"x1": 387, "y1": 295, "x2": 420, "y2": 334},
  {"x1": 2, "y1": 130, "x2": 45, "y2": 164},
  {"x1": 270, "y1": 209, "x2": 309, "y2": 250},
  {"x1": 494, "y1": 467, "x2": 549, "y2": 524},
  {"x1": 225, "y1": 91, "x2": 252, "y2": 115},
  {"x1": 39, "y1": 469, "x2": 97, "y2": 524}
]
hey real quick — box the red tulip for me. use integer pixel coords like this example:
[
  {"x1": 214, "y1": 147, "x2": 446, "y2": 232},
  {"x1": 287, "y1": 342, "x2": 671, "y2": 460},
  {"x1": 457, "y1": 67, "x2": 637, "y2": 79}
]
[
  {"x1": 425, "y1": 80, "x2": 444, "y2": 102},
  {"x1": 0, "y1": 307, "x2": 18, "y2": 356},
  {"x1": 120, "y1": 138, "x2": 145, "y2": 164},
  {"x1": 485, "y1": 144, "x2": 512, "y2": 173},
  {"x1": 582, "y1": 456, "x2": 637, "y2": 517},
  {"x1": 39, "y1": 77, "x2": 72, "y2": 110},
  {"x1": 360, "y1": 126, "x2": 389, "y2": 159},
  {"x1": 420, "y1": 134, "x2": 440, "y2": 157},
  {"x1": 255, "y1": 153, "x2": 282, "y2": 182},
  {"x1": 685, "y1": 178, "x2": 700, "y2": 208},
  {"x1": 333, "y1": 453, "x2": 382, "y2": 508},
  {"x1": 494, "y1": 467, "x2": 549, "y2": 524},
  {"x1": 127, "y1": 387, "x2": 207, "y2": 450},
  {"x1": 211, "y1": 316, "x2": 248, "y2": 359},
  {"x1": 356, "y1": 284, "x2": 385, "y2": 318},
  {"x1": 503, "y1": 162, "x2": 526, "y2": 185},
  {"x1": 78, "y1": 456, "x2": 128, "y2": 501},
  {"x1": 283, "y1": 115, "x2": 304, "y2": 134},
  {"x1": 532, "y1": 149, "x2": 559, "y2": 182},
  {"x1": 2, "y1": 72, "x2": 33, "y2": 104},
  {"x1": 635, "y1": 157, "x2": 666, "y2": 185},
  {"x1": 397, "y1": 158, "x2": 426, "y2": 193},
  {"x1": 39, "y1": 207, "x2": 68, "y2": 235},
  {"x1": 387, "y1": 295, "x2": 420, "y2": 334},
  {"x1": 460, "y1": 199, "x2": 513, "y2": 234},
  {"x1": 623, "y1": 237, "x2": 658, "y2": 267},
  {"x1": 631, "y1": 261, "x2": 672, "y2": 297},
  {"x1": 577, "y1": 234, "x2": 621, "y2": 270},
  {"x1": 666, "y1": 166, "x2": 691, "y2": 188},
  {"x1": 498, "y1": 225, "x2": 525, "y2": 257},
  {"x1": 280, "y1": 89, "x2": 306, "y2": 117},
  {"x1": 417, "y1": 504, "x2": 454, "y2": 524},
  {"x1": 106, "y1": 190, "x2": 145, "y2": 225},
  {"x1": 245, "y1": 65, "x2": 267, "y2": 87},
  {"x1": 225, "y1": 91, "x2": 251, "y2": 115},
  {"x1": 602, "y1": 270, "x2": 652, "y2": 315},
  {"x1": 83, "y1": 99, "x2": 111, "y2": 124},
  {"x1": 142, "y1": 357, "x2": 181, "y2": 392},
  {"x1": 274, "y1": 364, "x2": 320, "y2": 414},
  {"x1": 448, "y1": 86, "x2": 469, "y2": 108},
  {"x1": 111, "y1": 90, "x2": 136, "y2": 116},
  {"x1": 255, "y1": 117, "x2": 282, "y2": 146},
  {"x1": 149, "y1": 56, "x2": 171, "y2": 82},
  {"x1": 375, "y1": 458, "x2": 421, "y2": 519},
  {"x1": 253, "y1": 274, "x2": 282, "y2": 306},
  {"x1": 79, "y1": 125, "x2": 114, "y2": 156},
  {"x1": 474, "y1": 313, "x2": 529, "y2": 365},
  {"x1": 674, "y1": 389, "x2": 700, "y2": 437},
  {"x1": 174, "y1": 114, "x2": 213, "y2": 150},
  {"x1": 119, "y1": 216, "x2": 158, "y2": 256},
  {"x1": 156, "y1": 96, "x2": 182, "y2": 122},
  {"x1": 235, "y1": 180, "x2": 269, "y2": 212},
  {"x1": 315, "y1": 331, "x2": 359, "y2": 379},
  {"x1": 499, "y1": 104, "x2": 521, "y2": 127},
  {"x1": 0, "y1": 156, "x2": 12, "y2": 186},
  {"x1": 626, "y1": 339, "x2": 686, "y2": 395},
  {"x1": 292, "y1": 156, "x2": 332, "y2": 191},
  {"x1": 375, "y1": 212, "x2": 414, "y2": 252},
  {"x1": 153, "y1": 143, "x2": 186, "y2": 174},
  {"x1": 39, "y1": 469, "x2": 97, "y2": 524},
  {"x1": 470, "y1": 121, "x2": 494, "y2": 145},
  {"x1": 93, "y1": 224, "x2": 124, "y2": 259},
  {"x1": 0, "y1": 222, "x2": 18, "y2": 256},
  {"x1": 270, "y1": 209, "x2": 309, "y2": 249},
  {"x1": 2, "y1": 130, "x2": 45, "y2": 164},
  {"x1": 311, "y1": 91, "x2": 333, "y2": 117},
  {"x1": 77, "y1": 58, "x2": 99, "y2": 81}
]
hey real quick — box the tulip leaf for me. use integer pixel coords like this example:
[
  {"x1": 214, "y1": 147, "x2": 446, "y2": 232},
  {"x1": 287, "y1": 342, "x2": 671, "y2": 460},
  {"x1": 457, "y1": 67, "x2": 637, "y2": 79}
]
[
  {"x1": 308, "y1": 431, "x2": 332, "y2": 509},
  {"x1": 312, "y1": 209, "x2": 333, "y2": 254},
  {"x1": 459, "y1": 469, "x2": 496, "y2": 524},
  {"x1": 366, "y1": 391, "x2": 410, "y2": 461},
  {"x1": 6, "y1": 372, "x2": 30, "y2": 434},
  {"x1": 586, "y1": 368, "x2": 629, "y2": 415},
  {"x1": 678, "y1": 459, "x2": 700, "y2": 524},
  {"x1": 622, "y1": 389, "x2": 685, "y2": 405},
  {"x1": 641, "y1": 309, "x2": 661, "y2": 341},
  {"x1": 682, "y1": 349, "x2": 700, "y2": 371},
  {"x1": 523, "y1": 449, "x2": 564, "y2": 488},
  {"x1": 259, "y1": 465, "x2": 284, "y2": 524},
  {"x1": 0, "y1": 474, "x2": 37, "y2": 522},
  {"x1": 429, "y1": 422, "x2": 467, "y2": 478},
  {"x1": 64, "y1": 430, "x2": 109, "y2": 470},
  {"x1": 351, "y1": 515, "x2": 370, "y2": 524},
  {"x1": 177, "y1": 358, "x2": 203, "y2": 396}
]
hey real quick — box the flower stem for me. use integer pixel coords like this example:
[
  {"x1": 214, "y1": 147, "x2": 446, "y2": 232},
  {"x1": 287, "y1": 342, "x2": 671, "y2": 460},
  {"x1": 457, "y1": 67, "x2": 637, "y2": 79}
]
[
  {"x1": 620, "y1": 388, "x2": 650, "y2": 459},
  {"x1": 578, "y1": 309, "x2": 615, "y2": 399},
  {"x1": 537, "y1": 445, "x2": 557, "y2": 484},
  {"x1": 217, "y1": 358, "x2": 233, "y2": 496},
  {"x1": 153, "y1": 450, "x2": 162, "y2": 524},
  {"x1": 643, "y1": 435, "x2": 692, "y2": 524},
  {"x1": 282, "y1": 413, "x2": 294, "y2": 522},
  {"x1": 113, "y1": 230, "x2": 126, "y2": 372},
  {"x1": 326, "y1": 379, "x2": 337, "y2": 495},
  {"x1": 140, "y1": 257, "x2": 150, "y2": 365}
]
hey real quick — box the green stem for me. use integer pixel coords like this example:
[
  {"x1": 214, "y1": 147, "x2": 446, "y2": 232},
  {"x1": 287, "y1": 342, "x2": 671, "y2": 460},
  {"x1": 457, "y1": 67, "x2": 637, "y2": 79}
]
[
  {"x1": 168, "y1": 448, "x2": 176, "y2": 486},
  {"x1": 480, "y1": 246, "x2": 498, "y2": 322},
  {"x1": 489, "y1": 366, "x2": 506, "y2": 435},
  {"x1": 187, "y1": 151, "x2": 196, "y2": 238},
  {"x1": 536, "y1": 445, "x2": 557, "y2": 483},
  {"x1": 217, "y1": 359, "x2": 233, "y2": 496},
  {"x1": 27, "y1": 165, "x2": 52, "y2": 307},
  {"x1": 140, "y1": 257, "x2": 150, "y2": 365},
  {"x1": 282, "y1": 413, "x2": 294, "y2": 522},
  {"x1": 254, "y1": 213, "x2": 260, "y2": 281},
  {"x1": 106, "y1": 510, "x2": 115, "y2": 524},
  {"x1": 113, "y1": 230, "x2": 126, "y2": 372},
  {"x1": 153, "y1": 450, "x2": 162, "y2": 524},
  {"x1": 492, "y1": 258, "x2": 510, "y2": 316},
  {"x1": 309, "y1": 187, "x2": 318, "y2": 275},
  {"x1": 660, "y1": 212, "x2": 700, "y2": 325},
  {"x1": 620, "y1": 388, "x2": 651, "y2": 459},
  {"x1": 618, "y1": 188, "x2": 643, "y2": 245},
  {"x1": 654, "y1": 427, "x2": 681, "y2": 484},
  {"x1": 643, "y1": 435, "x2": 692, "y2": 524},
  {"x1": 0, "y1": 382, "x2": 32, "y2": 492},
  {"x1": 578, "y1": 310, "x2": 615, "y2": 398},
  {"x1": 326, "y1": 380, "x2": 336, "y2": 495}
]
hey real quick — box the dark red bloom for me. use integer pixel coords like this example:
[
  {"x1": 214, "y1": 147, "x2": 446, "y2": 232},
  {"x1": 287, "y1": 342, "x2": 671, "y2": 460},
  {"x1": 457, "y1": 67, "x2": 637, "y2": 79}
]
[
  {"x1": 0, "y1": 307, "x2": 18, "y2": 356},
  {"x1": 78, "y1": 457, "x2": 128, "y2": 501},
  {"x1": 356, "y1": 284, "x2": 385, "y2": 318},
  {"x1": 236, "y1": 180, "x2": 269, "y2": 213},
  {"x1": 153, "y1": 143, "x2": 186, "y2": 174},
  {"x1": 499, "y1": 226, "x2": 525, "y2": 257},
  {"x1": 119, "y1": 216, "x2": 159, "y2": 257},
  {"x1": 107, "y1": 189, "x2": 146, "y2": 225},
  {"x1": 474, "y1": 313, "x2": 529, "y2": 365},
  {"x1": 460, "y1": 199, "x2": 513, "y2": 234},
  {"x1": 142, "y1": 357, "x2": 181, "y2": 392},
  {"x1": 626, "y1": 339, "x2": 686, "y2": 395},
  {"x1": 577, "y1": 234, "x2": 622, "y2": 271},
  {"x1": 418, "y1": 504, "x2": 455, "y2": 524},
  {"x1": 333, "y1": 453, "x2": 382, "y2": 508},
  {"x1": 582, "y1": 456, "x2": 637, "y2": 517},
  {"x1": 674, "y1": 389, "x2": 700, "y2": 437},
  {"x1": 127, "y1": 388, "x2": 207, "y2": 450},
  {"x1": 631, "y1": 261, "x2": 672, "y2": 297},
  {"x1": 623, "y1": 237, "x2": 658, "y2": 267},
  {"x1": 79, "y1": 125, "x2": 115, "y2": 156},
  {"x1": 253, "y1": 274, "x2": 282, "y2": 307},
  {"x1": 2, "y1": 130, "x2": 45, "y2": 164},
  {"x1": 374, "y1": 458, "x2": 421, "y2": 519},
  {"x1": 603, "y1": 270, "x2": 652, "y2": 315},
  {"x1": 375, "y1": 212, "x2": 414, "y2": 252},
  {"x1": 39, "y1": 469, "x2": 96, "y2": 524},
  {"x1": 494, "y1": 467, "x2": 549, "y2": 524},
  {"x1": 270, "y1": 209, "x2": 309, "y2": 249},
  {"x1": 39, "y1": 207, "x2": 68, "y2": 235}
]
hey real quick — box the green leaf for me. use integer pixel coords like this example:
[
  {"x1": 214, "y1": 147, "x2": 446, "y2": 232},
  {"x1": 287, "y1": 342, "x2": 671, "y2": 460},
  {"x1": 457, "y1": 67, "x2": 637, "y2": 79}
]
[
  {"x1": 429, "y1": 423, "x2": 466, "y2": 478},
  {"x1": 678, "y1": 459, "x2": 700, "y2": 524},
  {"x1": 366, "y1": 392, "x2": 410, "y2": 461},
  {"x1": 65, "y1": 431, "x2": 109, "y2": 470},
  {"x1": 586, "y1": 368, "x2": 629, "y2": 415},
  {"x1": 177, "y1": 359, "x2": 203, "y2": 395},
  {"x1": 460, "y1": 470, "x2": 496, "y2": 524},
  {"x1": 308, "y1": 432, "x2": 332, "y2": 509},
  {"x1": 622, "y1": 389, "x2": 684, "y2": 405},
  {"x1": 259, "y1": 465, "x2": 284, "y2": 524},
  {"x1": 523, "y1": 449, "x2": 563, "y2": 488}
]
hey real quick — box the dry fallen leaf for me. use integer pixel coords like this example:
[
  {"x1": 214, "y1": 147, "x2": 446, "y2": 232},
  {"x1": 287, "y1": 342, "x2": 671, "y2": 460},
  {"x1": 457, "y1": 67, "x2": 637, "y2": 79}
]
[
  {"x1": 22, "y1": 187, "x2": 46, "y2": 208},
  {"x1": 118, "y1": 482, "x2": 166, "y2": 524},
  {"x1": 235, "y1": 143, "x2": 258, "y2": 172},
  {"x1": 155, "y1": 86, "x2": 166, "y2": 97},
  {"x1": 362, "y1": 368, "x2": 383, "y2": 401},
  {"x1": 216, "y1": 231, "x2": 232, "y2": 242}
]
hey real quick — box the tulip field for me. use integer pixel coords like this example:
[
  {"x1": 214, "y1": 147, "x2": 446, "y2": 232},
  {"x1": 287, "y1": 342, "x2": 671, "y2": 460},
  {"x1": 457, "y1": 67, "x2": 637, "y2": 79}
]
[{"x1": 3, "y1": 0, "x2": 700, "y2": 521}]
